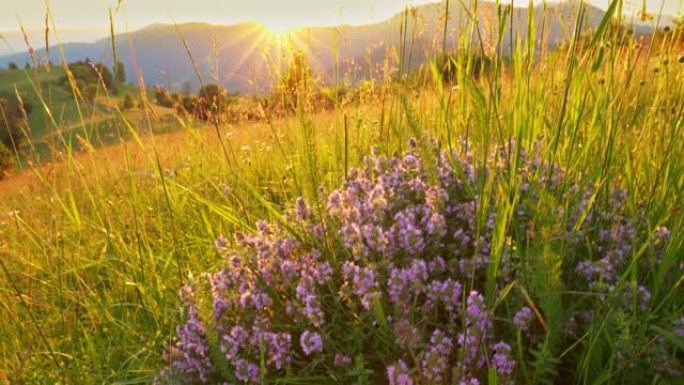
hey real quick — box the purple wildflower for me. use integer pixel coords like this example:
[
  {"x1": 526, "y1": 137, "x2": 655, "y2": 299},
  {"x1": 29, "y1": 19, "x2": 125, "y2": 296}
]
[
  {"x1": 387, "y1": 359, "x2": 414, "y2": 385},
  {"x1": 673, "y1": 317, "x2": 684, "y2": 337},
  {"x1": 393, "y1": 320, "x2": 420, "y2": 350},
  {"x1": 262, "y1": 331, "x2": 292, "y2": 369},
  {"x1": 491, "y1": 341, "x2": 515, "y2": 376},
  {"x1": 233, "y1": 358, "x2": 259, "y2": 384},
  {"x1": 300, "y1": 330, "x2": 323, "y2": 355},
  {"x1": 513, "y1": 307, "x2": 534, "y2": 333},
  {"x1": 459, "y1": 376, "x2": 480, "y2": 385},
  {"x1": 426, "y1": 278, "x2": 462, "y2": 313},
  {"x1": 221, "y1": 325, "x2": 248, "y2": 360},
  {"x1": 342, "y1": 261, "x2": 379, "y2": 309},
  {"x1": 295, "y1": 197, "x2": 310, "y2": 221},
  {"x1": 421, "y1": 329, "x2": 453, "y2": 383},
  {"x1": 215, "y1": 235, "x2": 229, "y2": 252},
  {"x1": 654, "y1": 226, "x2": 670, "y2": 243},
  {"x1": 457, "y1": 291, "x2": 491, "y2": 369},
  {"x1": 333, "y1": 352, "x2": 352, "y2": 367},
  {"x1": 465, "y1": 291, "x2": 491, "y2": 330},
  {"x1": 164, "y1": 287, "x2": 213, "y2": 383}
]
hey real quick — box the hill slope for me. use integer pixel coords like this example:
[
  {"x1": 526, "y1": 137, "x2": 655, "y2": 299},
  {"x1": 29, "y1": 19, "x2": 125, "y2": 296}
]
[
  {"x1": 0, "y1": 66, "x2": 175, "y2": 157},
  {"x1": 0, "y1": 67, "x2": 82, "y2": 138}
]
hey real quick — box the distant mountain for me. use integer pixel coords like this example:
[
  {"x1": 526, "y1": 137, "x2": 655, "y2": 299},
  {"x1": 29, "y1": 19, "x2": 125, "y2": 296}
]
[
  {"x1": 0, "y1": 1, "x2": 665, "y2": 93},
  {"x1": 0, "y1": 28, "x2": 108, "y2": 56}
]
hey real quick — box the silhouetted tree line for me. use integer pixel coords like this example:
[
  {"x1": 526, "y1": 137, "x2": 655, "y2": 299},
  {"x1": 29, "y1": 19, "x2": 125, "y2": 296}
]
[
  {"x1": 58, "y1": 59, "x2": 127, "y2": 101},
  {"x1": 0, "y1": 93, "x2": 33, "y2": 179},
  {"x1": 152, "y1": 83, "x2": 234, "y2": 122}
]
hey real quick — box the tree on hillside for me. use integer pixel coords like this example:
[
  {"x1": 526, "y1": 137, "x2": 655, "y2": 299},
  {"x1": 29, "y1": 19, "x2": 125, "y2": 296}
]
[
  {"x1": 153, "y1": 86, "x2": 175, "y2": 108},
  {"x1": 8, "y1": 62, "x2": 18, "y2": 70},
  {"x1": 94, "y1": 63, "x2": 114, "y2": 89},
  {"x1": 60, "y1": 61, "x2": 114, "y2": 92},
  {"x1": 198, "y1": 84, "x2": 225, "y2": 107},
  {"x1": 0, "y1": 95, "x2": 30, "y2": 178},
  {"x1": 197, "y1": 83, "x2": 228, "y2": 121},
  {"x1": 83, "y1": 84, "x2": 98, "y2": 103},
  {"x1": 114, "y1": 61, "x2": 126, "y2": 84},
  {"x1": 0, "y1": 92, "x2": 33, "y2": 117},
  {"x1": 0, "y1": 98, "x2": 20, "y2": 148},
  {"x1": 176, "y1": 94, "x2": 199, "y2": 117},
  {"x1": 181, "y1": 80, "x2": 192, "y2": 94},
  {"x1": 0, "y1": 141, "x2": 15, "y2": 179},
  {"x1": 24, "y1": 62, "x2": 30, "y2": 70}
]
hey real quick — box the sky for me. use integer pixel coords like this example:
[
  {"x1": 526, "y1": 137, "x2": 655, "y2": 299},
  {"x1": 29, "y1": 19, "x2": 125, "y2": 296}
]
[{"x1": 1, "y1": 0, "x2": 682, "y2": 34}]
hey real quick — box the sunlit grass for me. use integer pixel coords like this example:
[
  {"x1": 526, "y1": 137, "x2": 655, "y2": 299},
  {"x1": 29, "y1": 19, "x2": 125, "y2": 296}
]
[{"x1": 0, "y1": 0, "x2": 683, "y2": 383}]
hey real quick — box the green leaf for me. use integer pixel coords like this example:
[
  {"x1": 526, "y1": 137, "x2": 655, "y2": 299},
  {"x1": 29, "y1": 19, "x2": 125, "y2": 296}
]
[
  {"x1": 650, "y1": 325, "x2": 684, "y2": 352},
  {"x1": 588, "y1": 0, "x2": 619, "y2": 49},
  {"x1": 592, "y1": 46, "x2": 605, "y2": 72}
]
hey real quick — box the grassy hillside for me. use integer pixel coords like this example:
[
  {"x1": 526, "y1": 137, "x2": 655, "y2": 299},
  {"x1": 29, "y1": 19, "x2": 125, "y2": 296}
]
[
  {"x1": 0, "y1": 66, "x2": 80, "y2": 138},
  {"x1": 0, "y1": 66, "x2": 176, "y2": 161},
  {"x1": 0, "y1": 3, "x2": 683, "y2": 385}
]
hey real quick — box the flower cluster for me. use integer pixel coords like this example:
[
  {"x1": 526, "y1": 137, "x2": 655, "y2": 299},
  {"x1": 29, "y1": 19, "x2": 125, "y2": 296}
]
[
  {"x1": 387, "y1": 359, "x2": 414, "y2": 385},
  {"x1": 491, "y1": 342, "x2": 515, "y2": 378},
  {"x1": 421, "y1": 329, "x2": 453, "y2": 383},
  {"x1": 158, "y1": 139, "x2": 680, "y2": 384},
  {"x1": 457, "y1": 291, "x2": 492, "y2": 370},
  {"x1": 158, "y1": 286, "x2": 213, "y2": 384},
  {"x1": 300, "y1": 330, "x2": 323, "y2": 355},
  {"x1": 513, "y1": 306, "x2": 534, "y2": 333}
]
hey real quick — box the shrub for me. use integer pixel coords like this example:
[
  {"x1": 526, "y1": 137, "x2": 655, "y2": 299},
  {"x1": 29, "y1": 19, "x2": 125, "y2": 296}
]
[
  {"x1": 154, "y1": 86, "x2": 175, "y2": 108},
  {"x1": 120, "y1": 93, "x2": 135, "y2": 110},
  {"x1": 157, "y1": 140, "x2": 681, "y2": 384},
  {"x1": 82, "y1": 84, "x2": 98, "y2": 103},
  {"x1": 0, "y1": 96, "x2": 28, "y2": 149},
  {"x1": 176, "y1": 94, "x2": 199, "y2": 117},
  {"x1": 197, "y1": 83, "x2": 228, "y2": 121},
  {"x1": 0, "y1": 142, "x2": 15, "y2": 179},
  {"x1": 114, "y1": 61, "x2": 126, "y2": 84}
]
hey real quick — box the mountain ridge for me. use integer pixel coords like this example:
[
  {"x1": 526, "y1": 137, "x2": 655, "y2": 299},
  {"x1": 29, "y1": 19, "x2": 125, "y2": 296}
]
[{"x1": 0, "y1": 1, "x2": 672, "y2": 93}]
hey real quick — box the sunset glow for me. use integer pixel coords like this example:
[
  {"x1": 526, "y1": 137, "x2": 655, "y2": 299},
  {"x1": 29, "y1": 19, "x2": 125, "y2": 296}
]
[
  {"x1": 262, "y1": 22, "x2": 295, "y2": 35},
  {"x1": 1, "y1": 0, "x2": 437, "y2": 32},
  {"x1": 3, "y1": 0, "x2": 681, "y2": 33}
]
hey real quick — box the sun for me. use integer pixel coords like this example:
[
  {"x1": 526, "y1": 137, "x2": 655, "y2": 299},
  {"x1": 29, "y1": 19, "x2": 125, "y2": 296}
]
[{"x1": 262, "y1": 22, "x2": 295, "y2": 36}]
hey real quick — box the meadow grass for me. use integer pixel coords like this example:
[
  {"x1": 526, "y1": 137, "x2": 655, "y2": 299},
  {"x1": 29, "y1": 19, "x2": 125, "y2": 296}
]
[{"x1": 0, "y1": 1, "x2": 683, "y2": 384}]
